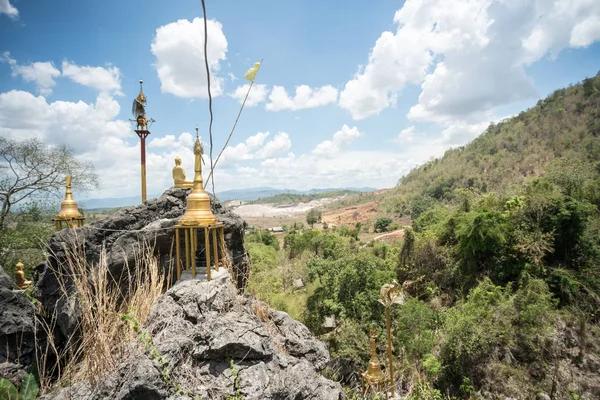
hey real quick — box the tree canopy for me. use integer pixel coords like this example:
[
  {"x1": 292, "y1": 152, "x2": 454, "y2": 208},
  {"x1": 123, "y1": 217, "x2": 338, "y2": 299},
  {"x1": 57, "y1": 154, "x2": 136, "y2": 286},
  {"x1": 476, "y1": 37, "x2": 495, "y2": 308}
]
[{"x1": 0, "y1": 137, "x2": 98, "y2": 229}]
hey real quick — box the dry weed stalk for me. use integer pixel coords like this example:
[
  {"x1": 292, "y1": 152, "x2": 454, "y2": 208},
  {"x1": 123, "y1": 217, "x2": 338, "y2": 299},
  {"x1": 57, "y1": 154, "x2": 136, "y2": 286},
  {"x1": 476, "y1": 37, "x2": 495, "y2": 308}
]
[{"x1": 39, "y1": 235, "x2": 168, "y2": 390}]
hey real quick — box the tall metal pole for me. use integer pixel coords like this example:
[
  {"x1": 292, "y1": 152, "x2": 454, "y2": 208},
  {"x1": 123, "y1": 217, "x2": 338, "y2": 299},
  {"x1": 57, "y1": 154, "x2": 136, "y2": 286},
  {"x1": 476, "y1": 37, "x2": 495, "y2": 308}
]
[
  {"x1": 132, "y1": 79, "x2": 152, "y2": 204},
  {"x1": 385, "y1": 305, "x2": 395, "y2": 397},
  {"x1": 140, "y1": 134, "x2": 147, "y2": 202}
]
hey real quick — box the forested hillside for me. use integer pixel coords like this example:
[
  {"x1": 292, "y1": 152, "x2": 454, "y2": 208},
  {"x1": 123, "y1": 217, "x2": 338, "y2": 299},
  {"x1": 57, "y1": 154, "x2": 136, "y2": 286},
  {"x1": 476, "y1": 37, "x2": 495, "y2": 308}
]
[
  {"x1": 380, "y1": 73, "x2": 600, "y2": 218},
  {"x1": 246, "y1": 75, "x2": 600, "y2": 399}
]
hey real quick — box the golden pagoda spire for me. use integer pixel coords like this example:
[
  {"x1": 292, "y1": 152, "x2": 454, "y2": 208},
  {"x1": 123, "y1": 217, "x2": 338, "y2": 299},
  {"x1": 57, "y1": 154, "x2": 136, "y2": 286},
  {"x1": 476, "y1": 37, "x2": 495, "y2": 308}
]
[
  {"x1": 53, "y1": 175, "x2": 85, "y2": 230},
  {"x1": 366, "y1": 329, "x2": 386, "y2": 382},
  {"x1": 179, "y1": 132, "x2": 217, "y2": 225},
  {"x1": 56, "y1": 176, "x2": 82, "y2": 219},
  {"x1": 361, "y1": 329, "x2": 388, "y2": 398}
]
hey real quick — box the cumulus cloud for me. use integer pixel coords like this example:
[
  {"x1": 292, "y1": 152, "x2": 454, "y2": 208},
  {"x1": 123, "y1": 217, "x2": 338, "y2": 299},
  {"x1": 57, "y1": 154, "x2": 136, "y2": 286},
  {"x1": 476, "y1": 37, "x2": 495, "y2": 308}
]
[
  {"x1": 219, "y1": 131, "x2": 291, "y2": 166},
  {"x1": 266, "y1": 85, "x2": 338, "y2": 111},
  {"x1": 230, "y1": 83, "x2": 268, "y2": 107},
  {"x1": 0, "y1": 90, "x2": 130, "y2": 153},
  {"x1": 340, "y1": 0, "x2": 600, "y2": 122},
  {"x1": 1, "y1": 52, "x2": 60, "y2": 95},
  {"x1": 149, "y1": 132, "x2": 195, "y2": 148},
  {"x1": 0, "y1": 88, "x2": 212, "y2": 198},
  {"x1": 0, "y1": 0, "x2": 18, "y2": 18},
  {"x1": 255, "y1": 132, "x2": 291, "y2": 158},
  {"x1": 396, "y1": 126, "x2": 416, "y2": 144},
  {"x1": 61, "y1": 61, "x2": 122, "y2": 94},
  {"x1": 151, "y1": 18, "x2": 228, "y2": 98},
  {"x1": 313, "y1": 125, "x2": 364, "y2": 157}
]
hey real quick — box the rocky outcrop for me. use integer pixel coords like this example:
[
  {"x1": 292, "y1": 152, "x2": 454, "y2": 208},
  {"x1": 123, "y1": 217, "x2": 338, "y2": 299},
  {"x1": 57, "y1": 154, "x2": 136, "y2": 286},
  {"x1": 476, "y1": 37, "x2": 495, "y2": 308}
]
[
  {"x1": 42, "y1": 270, "x2": 345, "y2": 400},
  {"x1": 34, "y1": 188, "x2": 249, "y2": 338},
  {"x1": 0, "y1": 265, "x2": 40, "y2": 386}
]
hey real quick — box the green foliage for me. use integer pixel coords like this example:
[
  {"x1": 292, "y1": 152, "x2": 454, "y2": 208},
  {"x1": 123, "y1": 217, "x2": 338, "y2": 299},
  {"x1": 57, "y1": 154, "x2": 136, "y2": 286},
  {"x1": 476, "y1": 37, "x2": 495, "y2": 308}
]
[
  {"x1": 0, "y1": 371, "x2": 39, "y2": 400},
  {"x1": 374, "y1": 217, "x2": 392, "y2": 232},
  {"x1": 245, "y1": 229, "x2": 280, "y2": 250},
  {"x1": 413, "y1": 206, "x2": 449, "y2": 234},
  {"x1": 0, "y1": 209, "x2": 54, "y2": 278},
  {"x1": 225, "y1": 359, "x2": 244, "y2": 400},
  {"x1": 394, "y1": 299, "x2": 439, "y2": 360},
  {"x1": 306, "y1": 208, "x2": 322, "y2": 227},
  {"x1": 457, "y1": 209, "x2": 508, "y2": 276},
  {"x1": 306, "y1": 252, "x2": 395, "y2": 330},
  {"x1": 441, "y1": 279, "x2": 516, "y2": 379},
  {"x1": 249, "y1": 190, "x2": 361, "y2": 205}
]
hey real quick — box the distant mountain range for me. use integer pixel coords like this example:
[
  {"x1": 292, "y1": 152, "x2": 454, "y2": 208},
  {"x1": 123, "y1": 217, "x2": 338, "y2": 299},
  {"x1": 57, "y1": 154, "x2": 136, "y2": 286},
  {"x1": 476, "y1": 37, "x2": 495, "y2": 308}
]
[{"x1": 81, "y1": 187, "x2": 377, "y2": 210}]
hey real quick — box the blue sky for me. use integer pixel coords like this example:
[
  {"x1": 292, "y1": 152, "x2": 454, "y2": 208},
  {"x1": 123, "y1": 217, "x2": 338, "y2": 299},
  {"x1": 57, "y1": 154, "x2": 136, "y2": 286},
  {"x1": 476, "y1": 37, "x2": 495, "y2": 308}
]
[{"x1": 1, "y1": 0, "x2": 599, "y2": 199}]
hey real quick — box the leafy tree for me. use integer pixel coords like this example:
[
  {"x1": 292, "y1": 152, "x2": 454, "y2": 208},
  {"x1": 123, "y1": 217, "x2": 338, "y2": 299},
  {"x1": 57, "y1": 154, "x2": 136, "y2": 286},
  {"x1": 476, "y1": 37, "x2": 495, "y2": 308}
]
[
  {"x1": 306, "y1": 208, "x2": 322, "y2": 228},
  {"x1": 545, "y1": 157, "x2": 594, "y2": 199},
  {"x1": 374, "y1": 217, "x2": 392, "y2": 232},
  {"x1": 399, "y1": 227, "x2": 415, "y2": 268},
  {"x1": 246, "y1": 229, "x2": 280, "y2": 250},
  {"x1": 0, "y1": 138, "x2": 98, "y2": 229},
  {"x1": 458, "y1": 210, "x2": 508, "y2": 276}
]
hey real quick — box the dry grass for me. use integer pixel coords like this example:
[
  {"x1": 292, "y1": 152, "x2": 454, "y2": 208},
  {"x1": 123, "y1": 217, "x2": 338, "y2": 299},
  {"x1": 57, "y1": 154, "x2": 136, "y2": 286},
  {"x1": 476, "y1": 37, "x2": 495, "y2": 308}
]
[{"x1": 38, "y1": 237, "x2": 168, "y2": 392}]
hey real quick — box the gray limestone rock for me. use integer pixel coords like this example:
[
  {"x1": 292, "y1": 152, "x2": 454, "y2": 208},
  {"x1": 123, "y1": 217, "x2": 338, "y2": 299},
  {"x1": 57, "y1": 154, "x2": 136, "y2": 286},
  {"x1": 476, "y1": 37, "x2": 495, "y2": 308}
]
[
  {"x1": 0, "y1": 284, "x2": 37, "y2": 368},
  {"x1": 42, "y1": 271, "x2": 344, "y2": 400},
  {"x1": 0, "y1": 264, "x2": 14, "y2": 289},
  {"x1": 33, "y1": 187, "x2": 249, "y2": 340}
]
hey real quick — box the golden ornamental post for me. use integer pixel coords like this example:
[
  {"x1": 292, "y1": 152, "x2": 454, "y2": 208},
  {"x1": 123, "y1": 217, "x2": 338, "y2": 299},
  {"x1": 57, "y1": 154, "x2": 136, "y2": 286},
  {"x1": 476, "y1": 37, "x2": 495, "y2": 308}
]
[
  {"x1": 131, "y1": 79, "x2": 155, "y2": 203},
  {"x1": 379, "y1": 280, "x2": 406, "y2": 398}
]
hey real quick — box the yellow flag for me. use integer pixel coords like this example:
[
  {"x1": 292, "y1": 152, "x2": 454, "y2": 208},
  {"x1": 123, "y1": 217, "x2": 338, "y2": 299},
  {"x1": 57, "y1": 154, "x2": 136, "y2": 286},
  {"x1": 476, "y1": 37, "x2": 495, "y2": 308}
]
[{"x1": 244, "y1": 62, "x2": 261, "y2": 82}]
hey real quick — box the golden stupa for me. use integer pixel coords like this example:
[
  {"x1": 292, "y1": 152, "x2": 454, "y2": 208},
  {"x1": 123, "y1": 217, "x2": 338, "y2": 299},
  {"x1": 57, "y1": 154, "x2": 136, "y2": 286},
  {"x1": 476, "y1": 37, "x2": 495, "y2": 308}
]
[
  {"x1": 179, "y1": 131, "x2": 218, "y2": 225},
  {"x1": 361, "y1": 329, "x2": 389, "y2": 399},
  {"x1": 173, "y1": 128, "x2": 226, "y2": 281},
  {"x1": 52, "y1": 175, "x2": 85, "y2": 231}
]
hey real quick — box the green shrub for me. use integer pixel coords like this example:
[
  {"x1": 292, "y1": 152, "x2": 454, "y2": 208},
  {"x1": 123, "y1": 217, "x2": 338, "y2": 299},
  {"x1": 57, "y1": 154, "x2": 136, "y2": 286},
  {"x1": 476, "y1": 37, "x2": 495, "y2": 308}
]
[{"x1": 394, "y1": 299, "x2": 439, "y2": 360}]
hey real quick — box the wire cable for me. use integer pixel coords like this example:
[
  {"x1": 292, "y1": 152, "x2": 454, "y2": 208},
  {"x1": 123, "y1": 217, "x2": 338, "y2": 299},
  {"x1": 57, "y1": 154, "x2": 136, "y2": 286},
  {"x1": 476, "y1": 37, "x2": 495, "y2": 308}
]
[{"x1": 200, "y1": 0, "x2": 216, "y2": 197}]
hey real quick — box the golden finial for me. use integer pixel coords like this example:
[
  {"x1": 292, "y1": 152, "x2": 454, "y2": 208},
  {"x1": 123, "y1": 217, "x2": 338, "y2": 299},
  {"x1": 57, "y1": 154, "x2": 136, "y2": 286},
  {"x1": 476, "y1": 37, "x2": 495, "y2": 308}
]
[
  {"x1": 361, "y1": 329, "x2": 387, "y2": 398},
  {"x1": 52, "y1": 175, "x2": 85, "y2": 230},
  {"x1": 137, "y1": 79, "x2": 146, "y2": 103},
  {"x1": 15, "y1": 262, "x2": 31, "y2": 289}
]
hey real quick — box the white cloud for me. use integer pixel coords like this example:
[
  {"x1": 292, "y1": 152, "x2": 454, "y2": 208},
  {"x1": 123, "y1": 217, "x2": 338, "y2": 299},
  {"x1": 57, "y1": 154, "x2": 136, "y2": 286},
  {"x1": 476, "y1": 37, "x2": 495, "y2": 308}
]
[
  {"x1": 340, "y1": 0, "x2": 600, "y2": 122},
  {"x1": 61, "y1": 61, "x2": 122, "y2": 94},
  {"x1": 266, "y1": 85, "x2": 338, "y2": 111},
  {"x1": 219, "y1": 131, "x2": 291, "y2": 166},
  {"x1": 220, "y1": 131, "x2": 270, "y2": 165},
  {"x1": 151, "y1": 18, "x2": 228, "y2": 98},
  {"x1": 1, "y1": 52, "x2": 60, "y2": 95},
  {"x1": 0, "y1": 90, "x2": 128, "y2": 153},
  {"x1": 396, "y1": 126, "x2": 416, "y2": 144},
  {"x1": 256, "y1": 132, "x2": 291, "y2": 158},
  {"x1": 0, "y1": 0, "x2": 18, "y2": 18},
  {"x1": 313, "y1": 125, "x2": 364, "y2": 157},
  {"x1": 230, "y1": 83, "x2": 268, "y2": 107},
  {"x1": 149, "y1": 132, "x2": 195, "y2": 148}
]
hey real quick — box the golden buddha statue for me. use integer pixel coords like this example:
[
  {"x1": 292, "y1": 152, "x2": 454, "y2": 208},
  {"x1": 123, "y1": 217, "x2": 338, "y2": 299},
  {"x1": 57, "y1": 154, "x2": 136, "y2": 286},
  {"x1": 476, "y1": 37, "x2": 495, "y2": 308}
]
[
  {"x1": 15, "y1": 262, "x2": 31, "y2": 289},
  {"x1": 172, "y1": 156, "x2": 193, "y2": 188}
]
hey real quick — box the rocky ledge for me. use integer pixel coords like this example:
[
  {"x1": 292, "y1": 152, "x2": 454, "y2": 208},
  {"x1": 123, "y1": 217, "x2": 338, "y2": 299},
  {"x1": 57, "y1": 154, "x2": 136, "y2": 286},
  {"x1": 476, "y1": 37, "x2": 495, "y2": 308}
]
[
  {"x1": 43, "y1": 270, "x2": 345, "y2": 400},
  {"x1": 34, "y1": 188, "x2": 250, "y2": 339}
]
